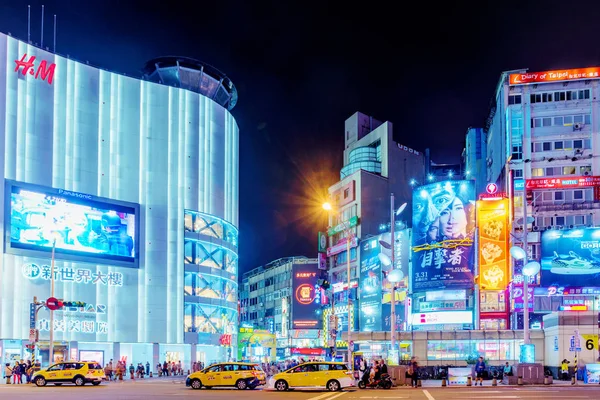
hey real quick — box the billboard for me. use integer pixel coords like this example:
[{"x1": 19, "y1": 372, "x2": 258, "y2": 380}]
[
  {"x1": 292, "y1": 263, "x2": 322, "y2": 329},
  {"x1": 510, "y1": 67, "x2": 600, "y2": 85},
  {"x1": 541, "y1": 228, "x2": 600, "y2": 288},
  {"x1": 5, "y1": 180, "x2": 139, "y2": 267},
  {"x1": 359, "y1": 238, "x2": 382, "y2": 331},
  {"x1": 411, "y1": 180, "x2": 476, "y2": 290},
  {"x1": 477, "y1": 198, "x2": 509, "y2": 290}
]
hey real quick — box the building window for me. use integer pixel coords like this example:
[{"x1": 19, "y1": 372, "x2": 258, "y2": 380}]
[
  {"x1": 512, "y1": 145, "x2": 522, "y2": 160},
  {"x1": 531, "y1": 113, "x2": 591, "y2": 128},
  {"x1": 530, "y1": 89, "x2": 590, "y2": 103},
  {"x1": 513, "y1": 169, "x2": 523, "y2": 178},
  {"x1": 508, "y1": 94, "x2": 522, "y2": 105},
  {"x1": 344, "y1": 188, "x2": 350, "y2": 199}
]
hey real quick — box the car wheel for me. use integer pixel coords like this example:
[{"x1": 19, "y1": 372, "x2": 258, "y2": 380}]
[
  {"x1": 236, "y1": 379, "x2": 248, "y2": 390},
  {"x1": 327, "y1": 379, "x2": 341, "y2": 392},
  {"x1": 275, "y1": 379, "x2": 288, "y2": 391},
  {"x1": 35, "y1": 377, "x2": 47, "y2": 387},
  {"x1": 190, "y1": 379, "x2": 202, "y2": 390},
  {"x1": 92, "y1": 381, "x2": 101, "y2": 386},
  {"x1": 358, "y1": 380, "x2": 366, "y2": 389},
  {"x1": 54, "y1": 383, "x2": 62, "y2": 386},
  {"x1": 74, "y1": 376, "x2": 85, "y2": 386}
]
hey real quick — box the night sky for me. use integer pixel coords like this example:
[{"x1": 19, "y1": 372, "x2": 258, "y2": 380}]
[{"x1": 3, "y1": 1, "x2": 600, "y2": 274}]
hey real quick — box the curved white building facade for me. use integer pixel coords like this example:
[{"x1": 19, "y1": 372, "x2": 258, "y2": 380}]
[{"x1": 0, "y1": 32, "x2": 239, "y2": 371}]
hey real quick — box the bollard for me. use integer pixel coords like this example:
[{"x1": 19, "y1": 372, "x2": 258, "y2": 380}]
[
  {"x1": 467, "y1": 376, "x2": 472, "y2": 386},
  {"x1": 492, "y1": 377, "x2": 497, "y2": 386},
  {"x1": 571, "y1": 375, "x2": 576, "y2": 385},
  {"x1": 544, "y1": 376, "x2": 550, "y2": 385},
  {"x1": 517, "y1": 376, "x2": 523, "y2": 386},
  {"x1": 417, "y1": 379, "x2": 422, "y2": 387},
  {"x1": 149, "y1": 371, "x2": 153, "y2": 378},
  {"x1": 441, "y1": 378, "x2": 447, "y2": 387}
]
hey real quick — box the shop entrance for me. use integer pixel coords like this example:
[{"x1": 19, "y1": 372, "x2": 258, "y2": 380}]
[
  {"x1": 37, "y1": 343, "x2": 68, "y2": 367},
  {"x1": 165, "y1": 351, "x2": 182, "y2": 363}
]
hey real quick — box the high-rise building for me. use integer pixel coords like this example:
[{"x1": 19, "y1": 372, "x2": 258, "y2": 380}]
[
  {"x1": 485, "y1": 67, "x2": 600, "y2": 329},
  {"x1": 0, "y1": 33, "x2": 239, "y2": 369},
  {"x1": 325, "y1": 112, "x2": 425, "y2": 331},
  {"x1": 463, "y1": 127, "x2": 487, "y2": 194}
]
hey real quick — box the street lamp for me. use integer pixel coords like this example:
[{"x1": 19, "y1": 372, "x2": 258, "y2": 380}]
[
  {"x1": 510, "y1": 246, "x2": 540, "y2": 345},
  {"x1": 378, "y1": 194, "x2": 408, "y2": 365},
  {"x1": 323, "y1": 202, "x2": 354, "y2": 368}
]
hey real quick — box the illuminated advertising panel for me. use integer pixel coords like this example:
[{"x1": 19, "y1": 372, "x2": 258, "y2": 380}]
[
  {"x1": 291, "y1": 263, "x2": 322, "y2": 329},
  {"x1": 359, "y1": 238, "x2": 382, "y2": 331},
  {"x1": 541, "y1": 228, "x2": 600, "y2": 288},
  {"x1": 509, "y1": 67, "x2": 600, "y2": 85},
  {"x1": 477, "y1": 198, "x2": 509, "y2": 290},
  {"x1": 411, "y1": 180, "x2": 476, "y2": 290},
  {"x1": 526, "y1": 176, "x2": 600, "y2": 190},
  {"x1": 5, "y1": 180, "x2": 139, "y2": 267}
]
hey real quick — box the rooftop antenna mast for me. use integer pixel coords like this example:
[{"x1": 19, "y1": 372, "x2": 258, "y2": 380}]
[
  {"x1": 53, "y1": 14, "x2": 56, "y2": 52},
  {"x1": 40, "y1": 5, "x2": 44, "y2": 48},
  {"x1": 27, "y1": 5, "x2": 31, "y2": 43}
]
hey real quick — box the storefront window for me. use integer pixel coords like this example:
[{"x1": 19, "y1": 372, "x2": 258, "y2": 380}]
[{"x1": 427, "y1": 340, "x2": 522, "y2": 361}]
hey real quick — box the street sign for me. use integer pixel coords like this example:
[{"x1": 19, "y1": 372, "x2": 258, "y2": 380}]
[
  {"x1": 46, "y1": 297, "x2": 61, "y2": 311},
  {"x1": 29, "y1": 303, "x2": 36, "y2": 329},
  {"x1": 29, "y1": 328, "x2": 37, "y2": 343}
]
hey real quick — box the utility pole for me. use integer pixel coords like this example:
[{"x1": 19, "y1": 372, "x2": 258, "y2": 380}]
[{"x1": 390, "y1": 193, "x2": 396, "y2": 361}]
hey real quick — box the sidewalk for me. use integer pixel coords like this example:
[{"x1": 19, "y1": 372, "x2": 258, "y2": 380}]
[{"x1": 394, "y1": 379, "x2": 588, "y2": 388}]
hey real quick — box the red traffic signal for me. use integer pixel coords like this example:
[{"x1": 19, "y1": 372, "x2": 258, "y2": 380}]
[{"x1": 46, "y1": 297, "x2": 63, "y2": 311}]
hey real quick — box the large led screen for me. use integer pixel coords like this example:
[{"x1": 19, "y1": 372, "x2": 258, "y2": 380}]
[
  {"x1": 291, "y1": 263, "x2": 322, "y2": 329},
  {"x1": 5, "y1": 180, "x2": 139, "y2": 267},
  {"x1": 541, "y1": 228, "x2": 600, "y2": 288},
  {"x1": 411, "y1": 180, "x2": 476, "y2": 290},
  {"x1": 359, "y1": 238, "x2": 382, "y2": 331}
]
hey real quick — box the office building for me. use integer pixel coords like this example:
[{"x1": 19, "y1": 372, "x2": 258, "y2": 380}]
[{"x1": 484, "y1": 67, "x2": 600, "y2": 330}]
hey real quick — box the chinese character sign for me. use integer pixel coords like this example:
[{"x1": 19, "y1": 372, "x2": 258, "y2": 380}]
[
  {"x1": 359, "y1": 238, "x2": 382, "y2": 331},
  {"x1": 291, "y1": 263, "x2": 322, "y2": 329},
  {"x1": 411, "y1": 180, "x2": 476, "y2": 290},
  {"x1": 22, "y1": 263, "x2": 123, "y2": 286},
  {"x1": 477, "y1": 198, "x2": 509, "y2": 290},
  {"x1": 541, "y1": 228, "x2": 600, "y2": 288}
]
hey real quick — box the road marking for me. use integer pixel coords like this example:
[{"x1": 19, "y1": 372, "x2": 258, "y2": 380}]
[
  {"x1": 307, "y1": 392, "x2": 347, "y2": 400},
  {"x1": 423, "y1": 389, "x2": 436, "y2": 400}
]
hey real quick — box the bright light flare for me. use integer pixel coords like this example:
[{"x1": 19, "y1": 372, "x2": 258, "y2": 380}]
[{"x1": 322, "y1": 202, "x2": 332, "y2": 211}]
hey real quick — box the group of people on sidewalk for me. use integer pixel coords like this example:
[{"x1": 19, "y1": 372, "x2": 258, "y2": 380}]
[{"x1": 3, "y1": 360, "x2": 39, "y2": 384}]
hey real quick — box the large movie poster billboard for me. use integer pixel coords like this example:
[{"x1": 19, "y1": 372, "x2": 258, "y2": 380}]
[
  {"x1": 477, "y1": 198, "x2": 509, "y2": 290},
  {"x1": 359, "y1": 238, "x2": 382, "y2": 331},
  {"x1": 292, "y1": 263, "x2": 322, "y2": 329},
  {"x1": 541, "y1": 228, "x2": 600, "y2": 287},
  {"x1": 412, "y1": 180, "x2": 476, "y2": 290}
]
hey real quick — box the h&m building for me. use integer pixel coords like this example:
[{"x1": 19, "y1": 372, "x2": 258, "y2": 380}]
[{"x1": 0, "y1": 32, "x2": 239, "y2": 371}]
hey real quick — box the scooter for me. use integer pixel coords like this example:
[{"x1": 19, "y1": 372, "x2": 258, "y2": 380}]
[{"x1": 358, "y1": 372, "x2": 392, "y2": 389}]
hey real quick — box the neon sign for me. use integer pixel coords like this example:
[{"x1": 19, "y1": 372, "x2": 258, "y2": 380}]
[
  {"x1": 22, "y1": 263, "x2": 123, "y2": 286},
  {"x1": 14, "y1": 54, "x2": 56, "y2": 85}
]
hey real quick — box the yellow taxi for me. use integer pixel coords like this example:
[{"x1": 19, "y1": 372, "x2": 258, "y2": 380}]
[
  {"x1": 268, "y1": 362, "x2": 355, "y2": 391},
  {"x1": 186, "y1": 362, "x2": 266, "y2": 390},
  {"x1": 33, "y1": 361, "x2": 105, "y2": 387}
]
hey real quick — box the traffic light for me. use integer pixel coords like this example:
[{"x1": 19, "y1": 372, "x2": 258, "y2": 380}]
[{"x1": 62, "y1": 301, "x2": 86, "y2": 308}]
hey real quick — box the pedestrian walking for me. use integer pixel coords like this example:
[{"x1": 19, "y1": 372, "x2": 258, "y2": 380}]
[{"x1": 4, "y1": 363, "x2": 12, "y2": 385}]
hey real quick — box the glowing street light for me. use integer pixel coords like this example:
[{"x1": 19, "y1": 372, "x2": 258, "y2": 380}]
[
  {"x1": 427, "y1": 174, "x2": 434, "y2": 182},
  {"x1": 322, "y1": 202, "x2": 332, "y2": 211}
]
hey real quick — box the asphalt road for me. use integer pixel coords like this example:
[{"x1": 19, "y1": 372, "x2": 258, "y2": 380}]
[{"x1": 1, "y1": 379, "x2": 600, "y2": 400}]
